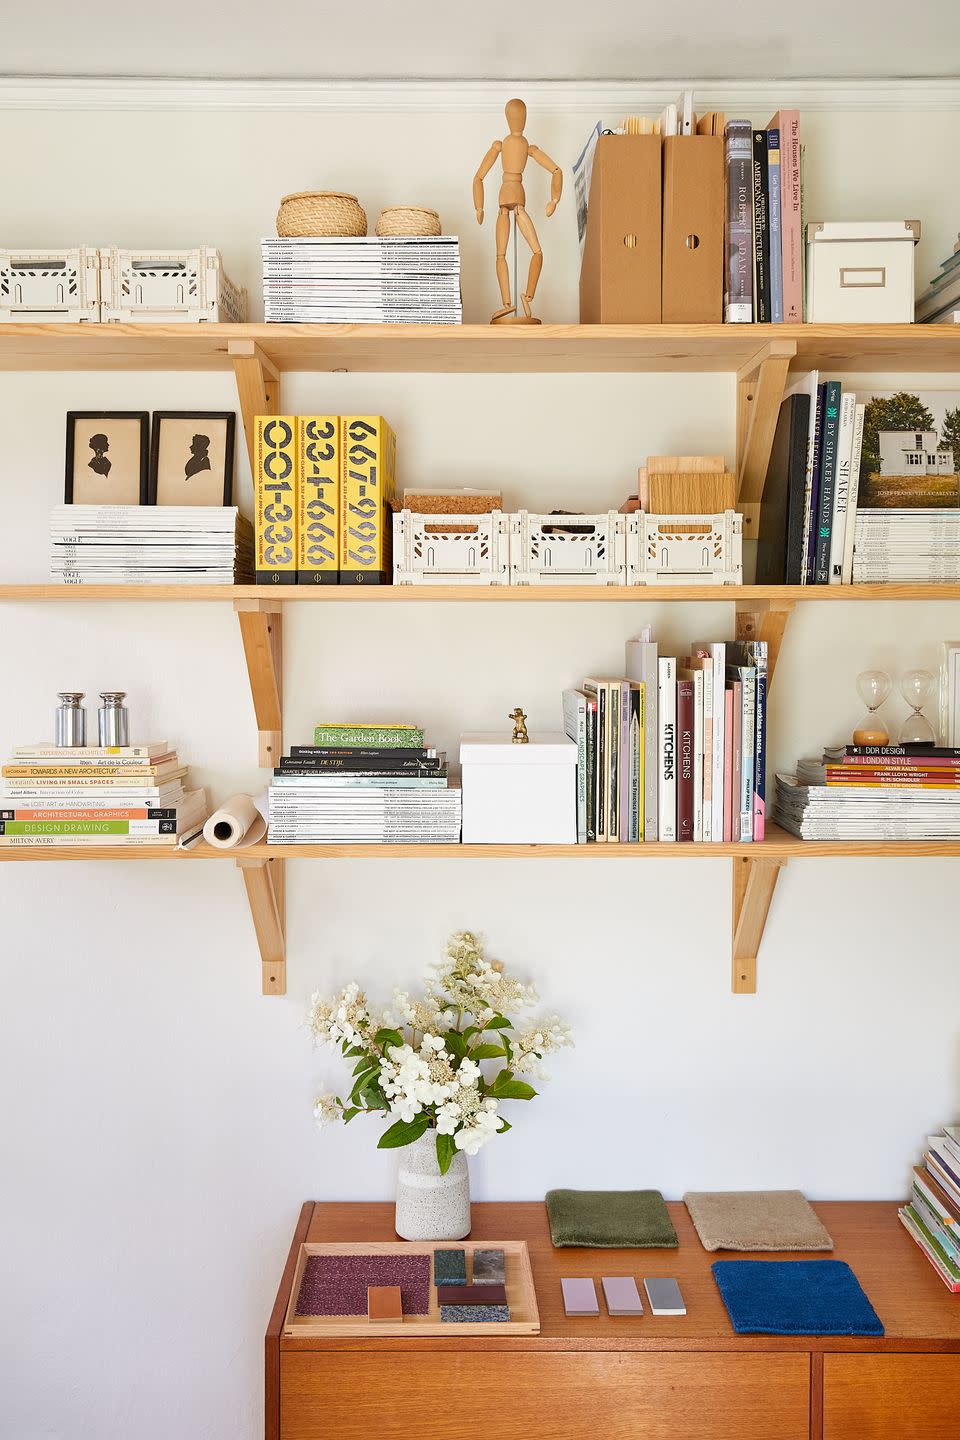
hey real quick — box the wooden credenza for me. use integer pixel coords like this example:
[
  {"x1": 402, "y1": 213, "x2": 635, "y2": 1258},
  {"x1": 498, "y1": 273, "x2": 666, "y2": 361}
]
[{"x1": 266, "y1": 1201, "x2": 960, "y2": 1440}]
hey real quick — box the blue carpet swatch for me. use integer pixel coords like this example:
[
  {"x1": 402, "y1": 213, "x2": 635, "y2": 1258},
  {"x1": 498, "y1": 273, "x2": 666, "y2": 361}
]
[{"x1": 712, "y1": 1259, "x2": 884, "y2": 1336}]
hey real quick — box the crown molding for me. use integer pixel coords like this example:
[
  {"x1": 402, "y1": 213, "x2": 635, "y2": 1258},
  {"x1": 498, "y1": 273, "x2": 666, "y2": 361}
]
[{"x1": 1, "y1": 75, "x2": 959, "y2": 112}]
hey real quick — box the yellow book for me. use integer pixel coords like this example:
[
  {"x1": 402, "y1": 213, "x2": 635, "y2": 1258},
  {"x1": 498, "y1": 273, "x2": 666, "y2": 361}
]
[
  {"x1": 340, "y1": 416, "x2": 396, "y2": 584},
  {"x1": 254, "y1": 415, "x2": 297, "y2": 585},
  {"x1": 297, "y1": 416, "x2": 339, "y2": 585}
]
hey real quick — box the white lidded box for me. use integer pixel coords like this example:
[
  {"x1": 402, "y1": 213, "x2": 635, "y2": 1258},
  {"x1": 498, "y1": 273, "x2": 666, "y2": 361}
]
[
  {"x1": 806, "y1": 221, "x2": 920, "y2": 323},
  {"x1": 460, "y1": 732, "x2": 577, "y2": 844},
  {"x1": 0, "y1": 248, "x2": 100, "y2": 321}
]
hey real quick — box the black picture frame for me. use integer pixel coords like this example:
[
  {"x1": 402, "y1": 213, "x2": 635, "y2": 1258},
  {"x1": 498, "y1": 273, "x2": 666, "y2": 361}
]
[
  {"x1": 64, "y1": 411, "x2": 150, "y2": 504},
  {"x1": 148, "y1": 411, "x2": 236, "y2": 506}
]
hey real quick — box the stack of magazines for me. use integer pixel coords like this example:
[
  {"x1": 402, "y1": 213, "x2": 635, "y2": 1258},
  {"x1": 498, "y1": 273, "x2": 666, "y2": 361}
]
[
  {"x1": 268, "y1": 723, "x2": 462, "y2": 844},
  {"x1": 852, "y1": 510, "x2": 960, "y2": 583},
  {"x1": 261, "y1": 236, "x2": 462, "y2": 324},
  {"x1": 774, "y1": 742, "x2": 960, "y2": 839},
  {"x1": 900, "y1": 1125, "x2": 960, "y2": 1291},
  {"x1": 51, "y1": 506, "x2": 254, "y2": 584}
]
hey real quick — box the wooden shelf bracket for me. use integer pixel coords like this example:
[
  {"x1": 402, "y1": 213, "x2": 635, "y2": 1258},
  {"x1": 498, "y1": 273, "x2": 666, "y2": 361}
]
[
  {"x1": 237, "y1": 855, "x2": 286, "y2": 995},
  {"x1": 235, "y1": 598, "x2": 283, "y2": 766},
  {"x1": 731, "y1": 855, "x2": 787, "y2": 993},
  {"x1": 735, "y1": 598, "x2": 795, "y2": 689},
  {"x1": 735, "y1": 339, "x2": 797, "y2": 539},
  {"x1": 229, "y1": 338, "x2": 280, "y2": 471}
]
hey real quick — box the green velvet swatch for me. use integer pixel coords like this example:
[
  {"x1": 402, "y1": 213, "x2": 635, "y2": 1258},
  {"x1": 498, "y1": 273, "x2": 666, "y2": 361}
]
[{"x1": 546, "y1": 1189, "x2": 678, "y2": 1248}]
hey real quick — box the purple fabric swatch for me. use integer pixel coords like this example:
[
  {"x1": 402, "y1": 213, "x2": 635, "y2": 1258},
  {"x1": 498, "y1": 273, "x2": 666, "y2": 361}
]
[{"x1": 296, "y1": 1254, "x2": 431, "y2": 1317}]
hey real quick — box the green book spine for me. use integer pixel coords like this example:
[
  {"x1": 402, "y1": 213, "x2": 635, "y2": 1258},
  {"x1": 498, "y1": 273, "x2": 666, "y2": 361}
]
[
  {"x1": 0, "y1": 819, "x2": 136, "y2": 835},
  {"x1": 312, "y1": 726, "x2": 425, "y2": 748}
]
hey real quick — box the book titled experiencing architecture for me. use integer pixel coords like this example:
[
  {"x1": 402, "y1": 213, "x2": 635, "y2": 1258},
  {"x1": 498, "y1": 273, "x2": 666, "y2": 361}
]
[
  {"x1": 775, "y1": 744, "x2": 960, "y2": 839},
  {"x1": 261, "y1": 237, "x2": 462, "y2": 324},
  {"x1": 899, "y1": 1124, "x2": 960, "y2": 1291},
  {"x1": 51, "y1": 506, "x2": 253, "y2": 585}
]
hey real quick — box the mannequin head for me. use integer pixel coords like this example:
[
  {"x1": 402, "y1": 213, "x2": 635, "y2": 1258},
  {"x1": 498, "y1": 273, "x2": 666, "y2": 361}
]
[{"x1": 505, "y1": 98, "x2": 526, "y2": 135}]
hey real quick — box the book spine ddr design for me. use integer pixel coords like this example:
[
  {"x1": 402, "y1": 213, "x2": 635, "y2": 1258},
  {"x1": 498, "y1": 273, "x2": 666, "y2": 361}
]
[
  {"x1": 766, "y1": 128, "x2": 783, "y2": 322},
  {"x1": 254, "y1": 416, "x2": 298, "y2": 584},
  {"x1": 751, "y1": 130, "x2": 770, "y2": 322},
  {"x1": 658, "y1": 658, "x2": 677, "y2": 842},
  {"x1": 723, "y1": 120, "x2": 754, "y2": 323},
  {"x1": 676, "y1": 679, "x2": 694, "y2": 842},
  {"x1": 296, "y1": 415, "x2": 339, "y2": 584},
  {"x1": 340, "y1": 416, "x2": 396, "y2": 584}
]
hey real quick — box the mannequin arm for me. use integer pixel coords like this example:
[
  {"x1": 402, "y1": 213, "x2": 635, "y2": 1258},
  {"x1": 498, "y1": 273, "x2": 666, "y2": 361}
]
[
  {"x1": 472, "y1": 140, "x2": 502, "y2": 222},
  {"x1": 529, "y1": 144, "x2": 563, "y2": 216}
]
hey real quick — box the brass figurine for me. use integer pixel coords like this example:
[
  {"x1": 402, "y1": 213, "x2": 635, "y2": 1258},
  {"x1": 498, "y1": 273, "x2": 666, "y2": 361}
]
[{"x1": 508, "y1": 707, "x2": 530, "y2": 744}]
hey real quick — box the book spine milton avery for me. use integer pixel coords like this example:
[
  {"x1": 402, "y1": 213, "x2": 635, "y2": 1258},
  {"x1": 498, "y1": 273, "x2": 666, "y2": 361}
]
[
  {"x1": 723, "y1": 120, "x2": 754, "y2": 322},
  {"x1": 340, "y1": 416, "x2": 396, "y2": 584},
  {"x1": 297, "y1": 416, "x2": 339, "y2": 584},
  {"x1": 254, "y1": 416, "x2": 297, "y2": 584}
]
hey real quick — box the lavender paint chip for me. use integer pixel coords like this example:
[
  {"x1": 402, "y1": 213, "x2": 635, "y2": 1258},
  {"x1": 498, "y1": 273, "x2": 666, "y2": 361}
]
[
  {"x1": 295, "y1": 1254, "x2": 431, "y2": 1317},
  {"x1": 440, "y1": 1304, "x2": 511, "y2": 1323}
]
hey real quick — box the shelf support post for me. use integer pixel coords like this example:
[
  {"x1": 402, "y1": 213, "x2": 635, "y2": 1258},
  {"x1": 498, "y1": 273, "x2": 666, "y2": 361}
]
[
  {"x1": 234, "y1": 598, "x2": 283, "y2": 767},
  {"x1": 735, "y1": 598, "x2": 795, "y2": 690},
  {"x1": 731, "y1": 855, "x2": 787, "y2": 993},
  {"x1": 735, "y1": 339, "x2": 797, "y2": 540},
  {"x1": 229, "y1": 339, "x2": 280, "y2": 472},
  {"x1": 237, "y1": 856, "x2": 286, "y2": 995}
]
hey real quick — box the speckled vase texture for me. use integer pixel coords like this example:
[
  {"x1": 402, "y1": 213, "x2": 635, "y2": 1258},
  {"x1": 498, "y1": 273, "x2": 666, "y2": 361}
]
[{"x1": 395, "y1": 1130, "x2": 471, "y2": 1240}]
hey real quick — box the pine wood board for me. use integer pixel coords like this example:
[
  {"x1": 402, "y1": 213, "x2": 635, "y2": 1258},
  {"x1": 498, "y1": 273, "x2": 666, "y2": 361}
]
[{"x1": 283, "y1": 1239, "x2": 539, "y2": 1338}]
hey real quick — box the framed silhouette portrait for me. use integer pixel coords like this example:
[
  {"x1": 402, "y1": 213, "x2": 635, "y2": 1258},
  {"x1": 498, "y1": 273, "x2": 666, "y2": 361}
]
[
  {"x1": 65, "y1": 412, "x2": 150, "y2": 504},
  {"x1": 149, "y1": 411, "x2": 235, "y2": 506}
]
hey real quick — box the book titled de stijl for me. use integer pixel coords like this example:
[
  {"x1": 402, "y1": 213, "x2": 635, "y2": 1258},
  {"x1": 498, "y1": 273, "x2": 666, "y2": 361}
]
[
  {"x1": 254, "y1": 415, "x2": 297, "y2": 584},
  {"x1": 676, "y1": 677, "x2": 694, "y2": 842},
  {"x1": 296, "y1": 415, "x2": 339, "y2": 584},
  {"x1": 340, "y1": 415, "x2": 396, "y2": 584}
]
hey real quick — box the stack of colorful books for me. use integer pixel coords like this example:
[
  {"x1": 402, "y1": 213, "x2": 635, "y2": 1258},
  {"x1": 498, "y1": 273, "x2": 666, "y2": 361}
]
[
  {"x1": 0, "y1": 741, "x2": 206, "y2": 848},
  {"x1": 775, "y1": 743, "x2": 960, "y2": 839},
  {"x1": 267, "y1": 724, "x2": 462, "y2": 844},
  {"x1": 562, "y1": 631, "x2": 767, "y2": 843},
  {"x1": 900, "y1": 1126, "x2": 960, "y2": 1291}
]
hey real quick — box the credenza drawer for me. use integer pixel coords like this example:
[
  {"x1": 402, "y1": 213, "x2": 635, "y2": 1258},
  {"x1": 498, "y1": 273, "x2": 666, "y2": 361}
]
[
  {"x1": 824, "y1": 1354, "x2": 960, "y2": 1439},
  {"x1": 281, "y1": 1351, "x2": 810, "y2": 1440}
]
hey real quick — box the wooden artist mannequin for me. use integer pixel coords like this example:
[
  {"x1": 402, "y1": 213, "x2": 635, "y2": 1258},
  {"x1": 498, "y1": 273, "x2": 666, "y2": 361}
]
[{"x1": 473, "y1": 98, "x2": 562, "y2": 324}]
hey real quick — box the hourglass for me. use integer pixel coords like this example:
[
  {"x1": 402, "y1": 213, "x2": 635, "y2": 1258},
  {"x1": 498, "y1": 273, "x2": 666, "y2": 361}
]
[
  {"x1": 898, "y1": 669, "x2": 937, "y2": 745},
  {"x1": 853, "y1": 669, "x2": 891, "y2": 745}
]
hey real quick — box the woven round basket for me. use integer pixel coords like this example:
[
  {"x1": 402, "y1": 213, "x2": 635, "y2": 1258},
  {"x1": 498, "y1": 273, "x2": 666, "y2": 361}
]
[
  {"x1": 276, "y1": 191, "x2": 367, "y2": 238},
  {"x1": 375, "y1": 206, "x2": 442, "y2": 237}
]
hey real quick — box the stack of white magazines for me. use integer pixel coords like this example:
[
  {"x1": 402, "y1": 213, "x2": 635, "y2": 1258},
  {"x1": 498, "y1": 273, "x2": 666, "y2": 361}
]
[
  {"x1": 50, "y1": 506, "x2": 254, "y2": 584},
  {"x1": 261, "y1": 236, "x2": 462, "y2": 323},
  {"x1": 774, "y1": 768, "x2": 960, "y2": 840},
  {"x1": 853, "y1": 510, "x2": 960, "y2": 582}
]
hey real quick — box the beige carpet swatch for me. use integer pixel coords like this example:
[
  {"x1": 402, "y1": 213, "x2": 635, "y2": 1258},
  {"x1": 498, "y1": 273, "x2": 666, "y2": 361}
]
[{"x1": 684, "y1": 1190, "x2": 834, "y2": 1252}]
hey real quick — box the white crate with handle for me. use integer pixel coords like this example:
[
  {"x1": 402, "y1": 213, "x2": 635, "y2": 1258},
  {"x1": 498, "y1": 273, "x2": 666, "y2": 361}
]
[
  {"x1": 511, "y1": 510, "x2": 627, "y2": 585},
  {"x1": 100, "y1": 247, "x2": 246, "y2": 323},
  {"x1": 0, "y1": 248, "x2": 100, "y2": 322},
  {"x1": 631, "y1": 510, "x2": 743, "y2": 585},
  {"x1": 393, "y1": 510, "x2": 510, "y2": 585}
]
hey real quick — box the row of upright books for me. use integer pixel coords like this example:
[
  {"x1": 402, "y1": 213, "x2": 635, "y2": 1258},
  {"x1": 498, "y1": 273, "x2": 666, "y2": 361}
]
[
  {"x1": 774, "y1": 743, "x2": 960, "y2": 840},
  {"x1": 261, "y1": 236, "x2": 462, "y2": 324},
  {"x1": 255, "y1": 415, "x2": 395, "y2": 586},
  {"x1": 724, "y1": 111, "x2": 802, "y2": 324},
  {"x1": 900, "y1": 1124, "x2": 960, "y2": 1292},
  {"x1": 267, "y1": 724, "x2": 461, "y2": 844},
  {"x1": 0, "y1": 741, "x2": 206, "y2": 847},
  {"x1": 562, "y1": 628, "x2": 767, "y2": 843},
  {"x1": 51, "y1": 506, "x2": 253, "y2": 585}
]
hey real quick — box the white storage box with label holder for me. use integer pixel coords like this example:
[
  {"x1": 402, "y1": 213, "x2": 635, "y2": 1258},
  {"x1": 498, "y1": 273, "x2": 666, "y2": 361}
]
[
  {"x1": 806, "y1": 221, "x2": 920, "y2": 323},
  {"x1": 511, "y1": 510, "x2": 628, "y2": 585},
  {"x1": 0, "y1": 248, "x2": 100, "y2": 322},
  {"x1": 393, "y1": 510, "x2": 510, "y2": 584},
  {"x1": 99, "y1": 247, "x2": 247, "y2": 323},
  {"x1": 630, "y1": 510, "x2": 743, "y2": 585},
  {"x1": 460, "y1": 733, "x2": 577, "y2": 844}
]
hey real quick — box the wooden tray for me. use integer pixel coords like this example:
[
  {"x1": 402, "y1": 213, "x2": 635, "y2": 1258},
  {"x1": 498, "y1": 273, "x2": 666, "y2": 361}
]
[{"x1": 283, "y1": 1239, "x2": 540, "y2": 1337}]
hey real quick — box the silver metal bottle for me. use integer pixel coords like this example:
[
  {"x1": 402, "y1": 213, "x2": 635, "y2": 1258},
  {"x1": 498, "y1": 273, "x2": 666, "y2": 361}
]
[
  {"x1": 98, "y1": 692, "x2": 129, "y2": 746},
  {"x1": 55, "y1": 692, "x2": 87, "y2": 747}
]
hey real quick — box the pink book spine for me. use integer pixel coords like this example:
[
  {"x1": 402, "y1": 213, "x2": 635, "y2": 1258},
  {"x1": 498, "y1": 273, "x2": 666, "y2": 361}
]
[
  {"x1": 723, "y1": 689, "x2": 734, "y2": 842},
  {"x1": 730, "y1": 682, "x2": 742, "y2": 842},
  {"x1": 775, "y1": 109, "x2": 802, "y2": 323}
]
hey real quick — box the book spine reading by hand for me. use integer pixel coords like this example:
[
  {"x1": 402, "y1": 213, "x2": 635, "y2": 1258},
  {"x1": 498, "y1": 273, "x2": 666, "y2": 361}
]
[
  {"x1": 658, "y1": 658, "x2": 677, "y2": 842},
  {"x1": 723, "y1": 120, "x2": 754, "y2": 323}
]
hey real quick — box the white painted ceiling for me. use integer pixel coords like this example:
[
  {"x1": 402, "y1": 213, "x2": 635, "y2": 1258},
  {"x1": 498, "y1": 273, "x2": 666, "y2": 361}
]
[{"x1": 1, "y1": 0, "x2": 956, "y2": 80}]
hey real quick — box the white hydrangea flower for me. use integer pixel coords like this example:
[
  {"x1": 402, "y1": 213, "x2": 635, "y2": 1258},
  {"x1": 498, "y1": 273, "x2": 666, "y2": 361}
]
[{"x1": 313, "y1": 1093, "x2": 341, "y2": 1127}]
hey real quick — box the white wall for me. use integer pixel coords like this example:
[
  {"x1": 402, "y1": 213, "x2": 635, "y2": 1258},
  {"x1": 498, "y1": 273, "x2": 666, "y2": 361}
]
[{"x1": 1, "y1": 88, "x2": 959, "y2": 1440}]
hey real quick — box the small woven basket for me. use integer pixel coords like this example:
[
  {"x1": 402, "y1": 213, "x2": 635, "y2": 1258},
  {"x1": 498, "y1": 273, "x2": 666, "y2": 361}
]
[
  {"x1": 276, "y1": 191, "x2": 367, "y2": 238},
  {"x1": 375, "y1": 206, "x2": 442, "y2": 237}
]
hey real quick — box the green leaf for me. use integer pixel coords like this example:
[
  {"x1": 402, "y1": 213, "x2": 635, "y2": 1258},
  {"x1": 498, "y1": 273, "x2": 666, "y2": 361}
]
[
  {"x1": 377, "y1": 1115, "x2": 431, "y2": 1149},
  {"x1": 469, "y1": 1043, "x2": 506, "y2": 1061},
  {"x1": 435, "y1": 1132, "x2": 456, "y2": 1175},
  {"x1": 485, "y1": 1015, "x2": 512, "y2": 1030},
  {"x1": 350, "y1": 1067, "x2": 381, "y2": 1105},
  {"x1": 345, "y1": 1045, "x2": 366, "y2": 1057},
  {"x1": 341, "y1": 1107, "x2": 361, "y2": 1123},
  {"x1": 352, "y1": 1056, "x2": 377, "y2": 1076},
  {"x1": 489, "y1": 1072, "x2": 537, "y2": 1101},
  {"x1": 373, "y1": 1027, "x2": 403, "y2": 1051},
  {"x1": 497, "y1": 1118, "x2": 512, "y2": 1133},
  {"x1": 499, "y1": 1032, "x2": 513, "y2": 1065},
  {"x1": 444, "y1": 1032, "x2": 468, "y2": 1059}
]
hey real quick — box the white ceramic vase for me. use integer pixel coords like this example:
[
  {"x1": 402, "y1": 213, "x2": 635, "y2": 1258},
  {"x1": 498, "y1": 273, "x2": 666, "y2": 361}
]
[{"x1": 394, "y1": 1130, "x2": 471, "y2": 1240}]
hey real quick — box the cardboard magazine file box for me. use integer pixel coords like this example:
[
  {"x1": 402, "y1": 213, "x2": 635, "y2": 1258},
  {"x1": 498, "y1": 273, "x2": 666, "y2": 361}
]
[
  {"x1": 460, "y1": 733, "x2": 578, "y2": 844},
  {"x1": 579, "y1": 134, "x2": 662, "y2": 323},
  {"x1": 661, "y1": 135, "x2": 724, "y2": 323}
]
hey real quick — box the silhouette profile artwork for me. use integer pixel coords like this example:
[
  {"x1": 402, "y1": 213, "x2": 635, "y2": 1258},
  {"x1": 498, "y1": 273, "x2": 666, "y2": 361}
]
[
  {"x1": 184, "y1": 433, "x2": 211, "y2": 480},
  {"x1": 87, "y1": 433, "x2": 111, "y2": 478}
]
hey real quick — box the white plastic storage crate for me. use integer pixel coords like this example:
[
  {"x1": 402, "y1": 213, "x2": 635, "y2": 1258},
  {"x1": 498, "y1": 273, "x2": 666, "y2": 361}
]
[
  {"x1": 630, "y1": 511, "x2": 743, "y2": 585},
  {"x1": 806, "y1": 221, "x2": 919, "y2": 323},
  {"x1": 511, "y1": 510, "x2": 628, "y2": 585},
  {"x1": 0, "y1": 248, "x2": 100, "y2": 322},
  {"x1": 393, "y1": 510, "x2": 510, "y2": 584},
  {"x1": 99, "y1": 247, "x2": 246, "y2": 323}
]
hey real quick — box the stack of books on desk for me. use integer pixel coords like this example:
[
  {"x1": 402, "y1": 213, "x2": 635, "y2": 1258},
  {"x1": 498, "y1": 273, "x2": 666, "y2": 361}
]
[
  {"x1": 261, "y1": 236, "x2": 462, "y2": 324},
  {"x1": 900, "y1": 1126, "x2": 960, "y2": 1291},
  {"x1": 50, "y1": 506, "x2": 254, "y2": 584},
  {"x1": 0, "y1": 741, "x2": 206, "y2": 847},
  {"x1": 267, "y1": 724, "x2": 462, "y2": 844},
  {"x1": 774, "y1": 744, "x2": 960, "y2": 839}
]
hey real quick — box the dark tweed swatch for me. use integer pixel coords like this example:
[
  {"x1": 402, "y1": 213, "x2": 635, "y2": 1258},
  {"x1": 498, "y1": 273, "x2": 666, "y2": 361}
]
[{"x1": 434, "y1": 1248, "x2": 467, "y2": 1286}]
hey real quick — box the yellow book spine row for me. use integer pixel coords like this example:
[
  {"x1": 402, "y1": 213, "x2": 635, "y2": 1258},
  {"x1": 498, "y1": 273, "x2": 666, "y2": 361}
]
[
  {"x1": 297, "y1": 416, "x2": 340, "y2": 584},
  {"x1": 254, "y1": 416, "x2": 297, "y2": 584},
  {"x1": 340, "y1": 416, "x2": 397, "y2": 585}
]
